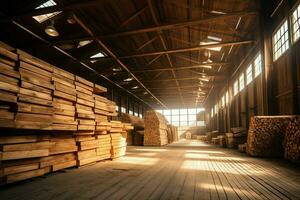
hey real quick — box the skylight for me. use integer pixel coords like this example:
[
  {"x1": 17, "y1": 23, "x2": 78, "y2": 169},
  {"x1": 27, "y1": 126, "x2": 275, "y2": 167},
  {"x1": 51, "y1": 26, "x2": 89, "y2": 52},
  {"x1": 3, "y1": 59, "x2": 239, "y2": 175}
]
[
  {"x1": 200, "y1": 36, "x2": 222, "y2": 52},
  {"x1": 32, "y1": 0, "x2": 62, "y2": 23},
  {"x1": 90, "y1": 52, "x2": 106, "y2": 59},
  {"x1": 77, "y1": 40, "x2": 93, "y2": 48}
]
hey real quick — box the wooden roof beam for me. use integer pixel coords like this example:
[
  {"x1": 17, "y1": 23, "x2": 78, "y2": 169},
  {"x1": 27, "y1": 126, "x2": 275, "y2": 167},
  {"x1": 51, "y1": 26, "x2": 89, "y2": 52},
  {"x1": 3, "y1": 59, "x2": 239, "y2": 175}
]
[
  {"x1": 54, "y1": 10, "x2": 257, "y2": 44},
  {"x1": 119, "y1": 40, "x2": 253, "y2": 59}
]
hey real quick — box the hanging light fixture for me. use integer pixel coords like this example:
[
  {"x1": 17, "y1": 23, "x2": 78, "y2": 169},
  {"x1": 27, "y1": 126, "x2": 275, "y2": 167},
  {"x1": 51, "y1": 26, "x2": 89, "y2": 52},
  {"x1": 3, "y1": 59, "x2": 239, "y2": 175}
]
[{"x1": 45, "y1": 20, "x2": 59, "y2": 37}]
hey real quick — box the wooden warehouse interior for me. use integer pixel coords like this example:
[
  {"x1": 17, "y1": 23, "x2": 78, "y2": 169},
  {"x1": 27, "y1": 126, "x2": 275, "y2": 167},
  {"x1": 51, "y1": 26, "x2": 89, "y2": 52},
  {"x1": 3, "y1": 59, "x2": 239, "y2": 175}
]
[{"x1": 0, "y1": 0, "x2": 299, "y2": 199}]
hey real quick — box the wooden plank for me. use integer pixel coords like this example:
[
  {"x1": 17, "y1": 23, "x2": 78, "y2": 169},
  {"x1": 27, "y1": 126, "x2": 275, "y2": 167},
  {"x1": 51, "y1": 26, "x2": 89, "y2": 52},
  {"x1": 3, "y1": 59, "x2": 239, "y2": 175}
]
[
  {"x1": 77, "y1": 98, "x2": 94, "y2": 107},
  {"x1": 17, "y1": 49, "x2": 53, "y2": 72},
  {"x1": 6, "y1": 168, "x2": 46, "y2": 184},
  {"x1": 52, "y1": 75, "x2": 75, "y2": 88},
  {"x1": 21, "y1": 81, "x2": 52, "y2": 94},
  {"x1": 75, "y1": 81, "x2": 93, "y2": 92},
  {"x1": 39, "y1": 153, "x2": 76, "y2": 168},
  {"x1": 54, "y1": 82, "x2": 77, "y2": 96},
  {"x1": 15, "y1": 121, "x2": 52, "y2": 130},
  {"x1": 3, "y1": 163, "x2": 39, "y2": 176},
  {"x1": 18, "y1": 94, "x2": 52, "y2": 106},
  {"x1": 53, "y1": 67, "x2": 75, "y2": 80},
  {"x1": 53, "y1": 114, "x2": 77, "y2": 124},
  {"x1": 0, "y1": 63, "x2": 20, "y2": 79},
  {"x1": 17, "y1": 102, "x2": 54, "y2": 115},
  {"x1": 0, "y1": 46, "x2": 18, "y2": 61},
  {"x1": 19, "y1": 88, "x2": 52, "y2": 101},
  {"x1": 53, "y1": 90, "x2": 76, "y2": 102},
  {"x1": 0, "y1": 74, "x2": 19, "y2": 85},
  {"x1": 52, "y1": 124, "x2": 77, "y2": 131},
  {"x1": 94, "y1": 84, "x2": 107, "y2": 94},
  {"x1": 16, "y1": 113, "x2": 52, "y2": 122},
  {"x1": 19, "y1": 61, "x2": 52, "y2": 78},
  {"x1": 2, "y1": 141, "x2": 53, "y2": 151},
  {"x1": 52, "y1": 160, "x2": 76, "y2": 172},
  {"x1": 0, "y1": 109, "x2": 14, "y2": 120},
  {"x1": 75, "y1": 76, "x2": 94, "y2": 87},
  {"x1": 0, "y1": 149, "x2": 49, "y2": 160},
  {"x1": 0, "y1": 135, "x2": 37, "y2": 144},
  {"x1": 77, "y1": 92, "x2": 94, "y2": 102},
  {"x1": 0, "y1": 81, "x2": 19, "y2": 93},
  {"x1": 0, "y1": 57, "x2": 16, "y2": 67}
]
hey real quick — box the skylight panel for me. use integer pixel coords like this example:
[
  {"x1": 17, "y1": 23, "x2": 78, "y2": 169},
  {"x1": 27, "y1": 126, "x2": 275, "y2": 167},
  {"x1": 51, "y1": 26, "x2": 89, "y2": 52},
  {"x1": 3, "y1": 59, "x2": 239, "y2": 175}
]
[
  {"x1": 78, "y1": 40, "x2": 93, "y2": 48},
  {"x1": 32, "y1": 0, "x2": 62, "y2": 23},
  {"x1": 90, "y1": 52, "x2": 106, "y2": 59}
]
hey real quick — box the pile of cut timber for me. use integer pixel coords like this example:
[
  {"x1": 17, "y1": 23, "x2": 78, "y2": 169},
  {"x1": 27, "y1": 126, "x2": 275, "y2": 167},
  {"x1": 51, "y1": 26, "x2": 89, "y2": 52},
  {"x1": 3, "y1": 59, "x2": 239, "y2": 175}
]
[
  {"x1": 284, "y1": 117, "x2": 300, "y2": 164},
  {"x1": 120, "y1": 113, "x2": 144, "y2": 145},
  {"x1": 0, "y1": 44, "x2": 19, "y2": 129},
  {"x1": 0, "y1": 42, "x2": 133, "y2": 184},
  {"x1": 0, "y1": 134, "x2": 78, "y2": 185},
  {"x1": 206, "y1": 131, "x2": 222, "y2": 143},
  {"x1": 144, "y1": 110, "x2": 168, "y2": 146},
  {"x1": 225, "y1": 133, "x2": 234, "y2": 148},
  {"x1": 167, "y1": 124, "x2": 178, "y2": 143},
  {"x1": 238, "y1": 143, "x2": 247, "y2": 153},
  {"x1": 52, "y1": 66, "x2": 77, "y2": 131},
  {"x1": 247, "y1": 116, "x2": 296, "y2": 157}
]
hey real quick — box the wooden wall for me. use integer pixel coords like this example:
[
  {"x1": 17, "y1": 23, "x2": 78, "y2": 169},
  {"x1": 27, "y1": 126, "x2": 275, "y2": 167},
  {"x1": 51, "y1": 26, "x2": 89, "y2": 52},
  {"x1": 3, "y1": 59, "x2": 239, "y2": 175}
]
[{"x1": 206, "y1": 0, "x2": 300, "y2": 132}]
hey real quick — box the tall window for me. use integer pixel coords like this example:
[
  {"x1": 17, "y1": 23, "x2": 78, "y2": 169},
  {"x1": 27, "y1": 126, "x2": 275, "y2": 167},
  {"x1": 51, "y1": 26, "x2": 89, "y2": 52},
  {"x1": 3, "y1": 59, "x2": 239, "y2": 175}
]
[
  {"x1": 239, "y1": 73, "x2": 245, "y2": 91},
  {"x1": 273, "y1": 20, "x2": 290, "y2": 61},
  {"x1": 32, "y1": 0, "x2": 62, "y2": 23},
  {"x1": 234, "y1": 80, "x2": 239, "y2": 96},
  {"x1": 246, "y1": 64, "x2": 253, "y2": 85},
  {"x1": 225, "y1": 91, "x2": 229, "y2": 104},
  {"x1": 254, "y1": 53, "x2": 262, "y2": 77},
  {"x1": 221, "y1": 96, "x2": 225, "y2": 107},
  {"x1": 292, "y1": 3, "x2": 300, "y2": 42},
  {"x1": 211, "y1": 107, "x2": 214, "y2": 117}
]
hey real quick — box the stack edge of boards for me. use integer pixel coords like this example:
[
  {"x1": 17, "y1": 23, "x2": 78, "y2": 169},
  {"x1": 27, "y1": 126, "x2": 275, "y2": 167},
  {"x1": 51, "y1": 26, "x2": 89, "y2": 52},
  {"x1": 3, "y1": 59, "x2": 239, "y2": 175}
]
[{"x1": 0, "y1": 42, "x2": 133, "y2": 185}]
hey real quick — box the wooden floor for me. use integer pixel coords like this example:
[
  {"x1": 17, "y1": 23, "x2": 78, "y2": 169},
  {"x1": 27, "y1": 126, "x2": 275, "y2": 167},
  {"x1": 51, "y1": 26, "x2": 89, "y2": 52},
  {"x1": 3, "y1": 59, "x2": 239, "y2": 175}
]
[{"x1": 1, "y1": 140, "x2": 300, "y2": 200}]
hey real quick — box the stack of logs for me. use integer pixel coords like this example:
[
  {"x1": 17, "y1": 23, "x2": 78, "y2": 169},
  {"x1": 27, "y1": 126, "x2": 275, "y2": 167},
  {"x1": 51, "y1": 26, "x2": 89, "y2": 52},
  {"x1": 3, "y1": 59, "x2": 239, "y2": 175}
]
[
  {"x1": 0, "y1": 42, "x2": 133, "y2": 184},
  {"x1": 144, "y1": 110, "x2": 168, "y2": 146},
  {"x1": 284, "y1": 117, "x2": 300, "y2": 164},
  {"x1": 246, "y1": 116, "x2": 296, "y2": 157}
]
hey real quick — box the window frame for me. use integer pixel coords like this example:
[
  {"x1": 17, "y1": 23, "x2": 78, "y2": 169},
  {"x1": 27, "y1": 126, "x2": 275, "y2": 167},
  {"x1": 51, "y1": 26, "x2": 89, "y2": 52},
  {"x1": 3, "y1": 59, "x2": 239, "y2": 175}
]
[
  {"x1": 291, "y1": 2, "x2": 300, "y2": 43},
  {"x1": 272, "y1": 19, "x2": 290, "y2": 61}
]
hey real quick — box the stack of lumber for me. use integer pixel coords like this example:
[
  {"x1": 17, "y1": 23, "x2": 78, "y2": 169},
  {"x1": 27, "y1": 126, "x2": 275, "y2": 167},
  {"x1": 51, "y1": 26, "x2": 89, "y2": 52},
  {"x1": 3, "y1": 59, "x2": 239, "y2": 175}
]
[
  {"x1": 0, "y1": 44, "x2": 19, "y2": 129},
  {"x1": 76, "y1": 135, "x2": 102, "y2": 166},
  {"x1": 247, "y1": 116, "x2": 296, "y2": 157},
  {"x1": 95, "y1": 134, "x2": 111, "y2": 160},
  {"x1": 284, "y1": 117, "x2": 300, "y2": 164},
  {"x1": 120, "y1": 113, "x2": 144, "y2": 145},
  {"x1": 0, "y1": 134, "x2": 77, "y2": 185},
  {"x1": 186, "y1": 132, "x2": 192, "y2": 139},
  {"x1": 134, "y1": 131, "x2": 144, "y2": 146},
  {"x1": 238, "y1": 143, "x2": 247, "y2": 153},
  {"x1": 225, "y1": 133, "x2": 234, "y2": 148},
  {"x1": 110, "y1": 133, "x2": 127, "y2": 159},
  {"x1": 197, "y1": 135, "x2": 207, "y2": 141},
  {"x1": 16, "y1": 50, "x2": 54, "y2": 130},
  {"x1": 206, "y1": 131, "x2": 222, "y2": 143},
  {"x1": 75, "y1": 76, "x2": 96, "y2": 132},
  {"x1": 94, "y1": 94, "x2": 117, "y2": 118},
  {"x1": 52, "y1": 67, "x2": 77, "y2": 131},
  {"x1": 219, "y1": 135, "x2": 226, "y2": 147},
  {"x1": 167, "y1": 124, "x2": 178, "y2": 143},
  {"x1": 144, "y1": 110, "x2": 168, "y2": 146}
]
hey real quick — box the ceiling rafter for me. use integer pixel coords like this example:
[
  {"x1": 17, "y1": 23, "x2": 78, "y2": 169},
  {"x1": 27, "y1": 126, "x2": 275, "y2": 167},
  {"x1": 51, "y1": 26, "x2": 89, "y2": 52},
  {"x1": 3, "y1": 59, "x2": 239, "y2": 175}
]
[
  {"x1": 53, "y1": 10, "x2": 257, "y2": 44},
  {"x1": 72, "y1": 13, "x2": 167, "y2": 108}
]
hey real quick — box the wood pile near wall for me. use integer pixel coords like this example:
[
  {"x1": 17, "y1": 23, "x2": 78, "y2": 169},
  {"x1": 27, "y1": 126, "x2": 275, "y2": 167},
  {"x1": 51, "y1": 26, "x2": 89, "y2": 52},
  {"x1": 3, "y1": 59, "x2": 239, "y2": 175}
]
[
  {"x1": 120, "y1": 113, "x2": 144, "y2": 145},
  {"x1": 246, "y1": 116, "x2": 296, "y2": 157},
  {"x1": 0, "y1": 42, "x2": 133, "y2": 184},
  {"x1": 284, "y1": 117, "x2": 300, "y2": 164},
  {"x1": 144, "y1": 110, "x2": 168, "y2": 146},
  {"x1": 167, "y1": 124, "x2": 178, "y2": 143}
]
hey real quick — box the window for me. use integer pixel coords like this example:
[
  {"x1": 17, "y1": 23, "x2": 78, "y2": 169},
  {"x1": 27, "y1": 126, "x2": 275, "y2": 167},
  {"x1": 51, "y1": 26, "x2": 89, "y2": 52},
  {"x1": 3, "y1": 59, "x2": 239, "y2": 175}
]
[
  {"x1": 292, "y1": 3, "x2": 300, "y2": 42},
  {"x1": 139, "y1": 113, "x2": 143, "y2": 118},
  {"x1": 134, "y1": 112, "x2": 138, "y2": 116},
  {"x1": 90, "y1": 52, "x2": 106, "y2": 59},
  {"x1": 221, "y1": 96, "x2": 225, "y2": 107},
  {"x1": 254, "y1": 53, "x2": 262, "y2": 78},
  {"x1": 246, "y1": 64, "x2": 253, "y2": 85},
  {"x1": 239, "y1": 73, "x2": 245, "y2": 91},
  {"x1": 121, "y1": 107, "x2": 126, "y2": 113},
  {"x1": 115, "y1": 105, "x2": 119, "y2": 111},
  {"x1": 225, "y1": 91, "x2": 229, "y2": 104},
  {"x1": 214, "y1": 104, "x2": 218, "y2": 114},
  {"x1": 129, "y1": 110, "x2": 133, "y2": 115},
  {"x1": 155, "y1": 108, "x2": 205, "y2": 127},
  {"x1": 211, "y1": 107, "x2": 214, "y2": 117},
  {"x1": 234, "y1": 80, "x2": 239, "y2": 96},
  {"x1": 273, "y1": 20, "x2": 290, "y2": 60},
  {"x1": 33, "y1": 0, "x2": 62, "y2": 23}
]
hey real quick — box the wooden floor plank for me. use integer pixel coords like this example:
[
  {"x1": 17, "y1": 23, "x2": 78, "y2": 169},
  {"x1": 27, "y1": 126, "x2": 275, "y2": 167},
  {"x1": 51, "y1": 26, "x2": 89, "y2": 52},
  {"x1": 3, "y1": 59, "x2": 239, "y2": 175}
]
[{"x1": 0, "y1": 140, "x2": 299, "y2": 200}]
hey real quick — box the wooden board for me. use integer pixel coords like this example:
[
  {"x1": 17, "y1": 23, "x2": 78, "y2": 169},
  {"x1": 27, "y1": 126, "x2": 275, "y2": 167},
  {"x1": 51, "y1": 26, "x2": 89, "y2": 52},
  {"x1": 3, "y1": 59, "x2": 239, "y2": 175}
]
[
  {"x1": 1, "y1": 141, "x2": 53, "y2": 151},
  {"x1": 6, "y1": 168, "x2": 46, "y2": 184},
  {"x1": 0, "y1": 149, "x2": 49, "y2": 160}
]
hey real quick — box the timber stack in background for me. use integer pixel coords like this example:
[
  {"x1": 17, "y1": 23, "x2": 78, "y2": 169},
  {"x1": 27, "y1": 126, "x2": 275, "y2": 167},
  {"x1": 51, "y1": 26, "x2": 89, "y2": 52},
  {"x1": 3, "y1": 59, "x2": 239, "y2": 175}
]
[
  {"x1": 144, "y1": 110, "x2": 169, "y2": 146},
  {"x1": 0, "y1": 42, "x2": 133, "y2": 185}
]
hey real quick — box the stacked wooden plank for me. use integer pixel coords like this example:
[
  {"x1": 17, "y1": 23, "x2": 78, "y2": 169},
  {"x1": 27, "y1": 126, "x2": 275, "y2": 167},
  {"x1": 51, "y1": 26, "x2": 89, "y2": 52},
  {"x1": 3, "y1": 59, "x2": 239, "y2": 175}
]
[
  {"x1": 95, "y1": 134, "x2": 111, "y2": 160},
  {"x1": 284, "y1": 117, "x2": 300, "y2": 164},
  {"x1": 0, "y1": 135, "x2": 51, "y2": 184},
  {"x1": 110, "y1": 133, "x2": 127, "y2": 159},
  {"x1": 144, "y1": 110, "x2": 168, "y2": 146},
  {"x1": 0, "y1": 44, "x2": 19, "y2": 129},
  {"x1": 76, "y1": 136, "x2": 102, "y2": 166},
  {"x1": 246, "y1": 116, "x2": 297, "y2": 157},
  {"x1": 75, "y1": 76, "x2": 96, "y2": 132},
  {"x1": 16, "y1": 50, "x2": 54, "y2": 130},
  {"x1": 120, "y1": 113, "x2": 144, "y2": 145},
  {"x1": 94, "y1": 94, "x2": 117, "y2": 117},
  {"x1": 52, "y1": 67, "x2": 77, "y2": 131},
  {"x1": 238, "y1": 143, "x2": 247, "y2": 153}
]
